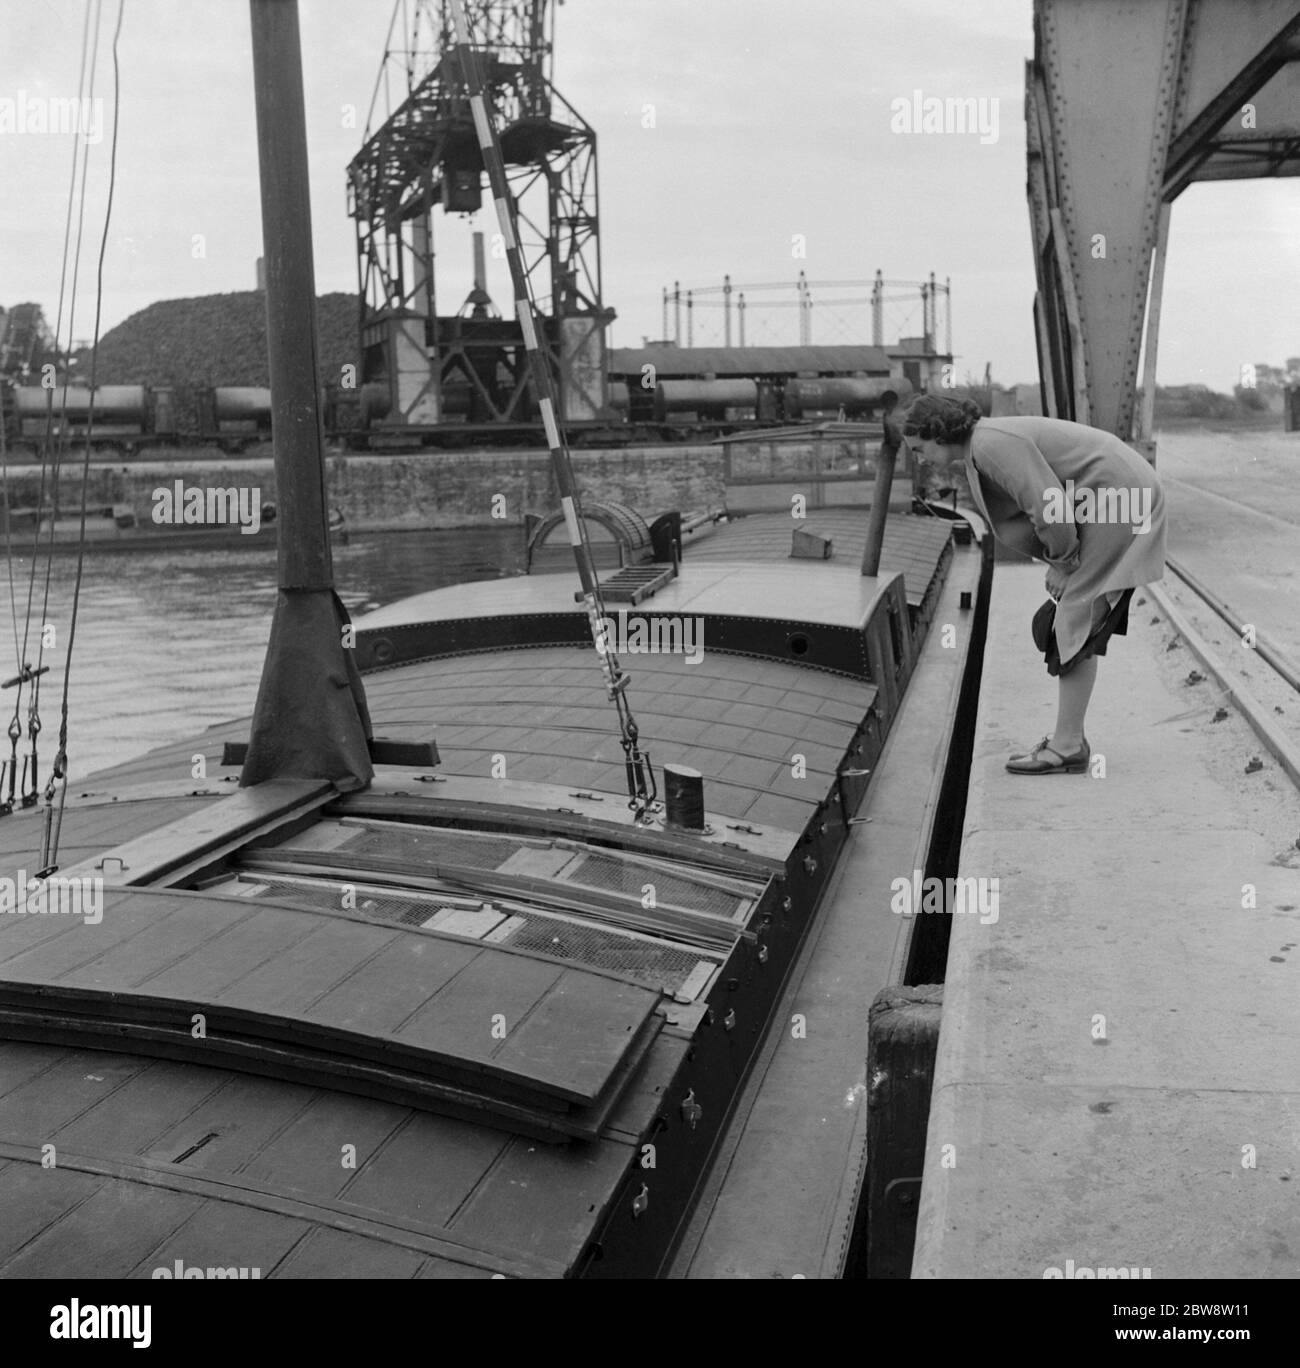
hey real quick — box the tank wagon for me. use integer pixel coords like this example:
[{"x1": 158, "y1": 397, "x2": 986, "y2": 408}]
[
  {"x1": 608, "y1": 345, "x2": 911, "y2": 433},
  {"x1": 3, "y1": 345, "x2": 911, "y2": 455},
  {"x1": 4, "y1": 383, "x2": 274, "y2": 454}
]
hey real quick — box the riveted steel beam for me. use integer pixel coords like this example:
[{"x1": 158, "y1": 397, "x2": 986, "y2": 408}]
[
  {"x1": 1028, "y1": 0, "x2": 1300, "y2": 443},
  {"x1": 1031, "y1": 0, "x2": 1187, "y2": 438},
  {"x1": 1166, "y1": 1, "x2": 1300, "y2": 195}
]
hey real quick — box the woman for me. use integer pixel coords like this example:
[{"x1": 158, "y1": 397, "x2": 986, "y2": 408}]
[{"x1": 900, "y1": 394, "x2": 1166, "y2": 774}]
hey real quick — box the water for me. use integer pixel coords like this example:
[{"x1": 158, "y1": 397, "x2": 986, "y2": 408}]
[{"x1": 0, "y1": 528, "x2": 526, "y2": 785}]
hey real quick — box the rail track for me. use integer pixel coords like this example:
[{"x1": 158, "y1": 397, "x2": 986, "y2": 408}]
[
  {"x1": 1165, "y1": 555, "x2": 1300, "y2": 695},
  {"x1": 1149, "y1": 554, "x2": 1300, "y2": 790}
]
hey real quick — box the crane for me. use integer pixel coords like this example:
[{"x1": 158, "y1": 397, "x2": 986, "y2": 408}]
[{"x1": 347, "y1": 0, "x2": 612, "y2": 434}]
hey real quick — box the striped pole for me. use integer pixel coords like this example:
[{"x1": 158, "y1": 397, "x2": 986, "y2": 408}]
[{"x1": 448, "y1": 0, "x2": 655, "y2": 812}]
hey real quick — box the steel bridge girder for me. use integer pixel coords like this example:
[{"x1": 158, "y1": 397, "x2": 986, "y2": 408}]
[{"x1": 1029, "y1": 0, "x2": 1300, "y2": 440}]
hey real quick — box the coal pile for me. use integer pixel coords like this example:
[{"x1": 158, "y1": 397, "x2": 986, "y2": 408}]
[{"x1": 79, "y1": 290, "x2": 357, "y2": 437}]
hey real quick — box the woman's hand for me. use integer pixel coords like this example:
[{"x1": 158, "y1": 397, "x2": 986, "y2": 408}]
[{"x1": 1045, "y1": 563, "x2": 1072, "y2": 601}]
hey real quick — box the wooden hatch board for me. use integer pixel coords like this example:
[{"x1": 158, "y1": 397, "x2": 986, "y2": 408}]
[
  {"x1": 0, "y1": 999, "x2": 661, "y2": 1145},
  {"x1": 0, "y1": 888, "x2": 662, "y2": 1141}
]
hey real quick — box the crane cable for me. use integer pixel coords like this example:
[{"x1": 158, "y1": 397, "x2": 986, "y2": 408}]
[
  {"x1": 448, "y1": 0, "x2": 657, "y2": 820},
  {"x1": 39, "y1": 0, "x2": 125, "y2": 873}
]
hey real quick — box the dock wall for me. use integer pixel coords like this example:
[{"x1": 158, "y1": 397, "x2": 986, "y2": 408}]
[{"x1": 3, "y1": 432, "x2": 887, "y2": 531}]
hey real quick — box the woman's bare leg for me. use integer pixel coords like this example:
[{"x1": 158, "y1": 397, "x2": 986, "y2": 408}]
[{"x1": 1051, "y1": 655, "x2": 1097, "y2": 754}]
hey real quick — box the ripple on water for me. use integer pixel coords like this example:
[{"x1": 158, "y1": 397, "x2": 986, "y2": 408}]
[{"x1": 0, "y1": 527, "x2": 524, "y2": 781}]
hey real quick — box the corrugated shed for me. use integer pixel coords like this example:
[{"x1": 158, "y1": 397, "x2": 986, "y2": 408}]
[{"x1": 609, "y1": 346, "x2": 893, "y2": 378}]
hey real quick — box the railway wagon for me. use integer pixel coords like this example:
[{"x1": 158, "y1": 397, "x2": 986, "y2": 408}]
[
  {"x1": 4, "y1": 382, "x2": 274, "y2": 453},
  {"x1": 2, "y1": 343, "x2": 915, "y2": 454}
]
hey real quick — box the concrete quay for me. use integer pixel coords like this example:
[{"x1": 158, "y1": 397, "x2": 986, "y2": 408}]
[{"x1": 912, "y1": 560, "x2": 1300, "y2": 1280}]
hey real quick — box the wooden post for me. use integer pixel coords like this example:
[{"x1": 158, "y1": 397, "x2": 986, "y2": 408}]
[
  {"x1": 240, "y1": 0, "x2": 373, "y2": 791},
  {"x1": 860, "y1": 401, "x2": 904, "y2": 577},
  {"x1": 863, "y1": 983, "x2": 944, "y2": 1278}
]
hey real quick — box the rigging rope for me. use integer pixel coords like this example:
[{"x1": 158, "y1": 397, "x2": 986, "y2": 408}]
[
  {"x1": 2, "y1": 0, "x2": 99, "y2": 821},
  {"x1": 0, "y1": 381, "x2": 22, "y2": 818},
  {"x1": 36, "y1": 0, "x2": 125, "y2": 872},
  {"x1": 448, "y1": 0, "x2": 658, "y2": 820}
]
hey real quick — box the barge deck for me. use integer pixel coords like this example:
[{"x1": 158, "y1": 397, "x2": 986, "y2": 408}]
[{"x1": 0, "y1": 507, "x2": 981, "y2": 1277}]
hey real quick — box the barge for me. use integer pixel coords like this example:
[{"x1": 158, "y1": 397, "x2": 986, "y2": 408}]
[
  {"x1": 0, "y1": 498, "x2": 982, "y2": 1278},
  {"x1": 0, "y1": 0, "x2": 987, "y2": 1280}
]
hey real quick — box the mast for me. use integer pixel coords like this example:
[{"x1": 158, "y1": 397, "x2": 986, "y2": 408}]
[{"x1": 240, "y1": 0, "x2": 373, "y2": 790}]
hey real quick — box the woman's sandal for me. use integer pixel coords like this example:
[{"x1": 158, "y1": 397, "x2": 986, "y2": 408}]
[{"x1": 1005, "y1": 736, "x2": 1090, "y2": 775}]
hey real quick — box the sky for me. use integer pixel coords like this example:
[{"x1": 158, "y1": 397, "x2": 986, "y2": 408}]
[{"x1": 1, "y1": 0, "x2": 1297, "y2": 390}]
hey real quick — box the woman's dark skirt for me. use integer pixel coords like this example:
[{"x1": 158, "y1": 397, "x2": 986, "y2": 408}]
[{"x1": 1041, "y1": 588, "x2": 1135, "y2": 678}]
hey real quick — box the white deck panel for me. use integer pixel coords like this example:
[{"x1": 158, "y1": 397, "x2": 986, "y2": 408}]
[{"x1": 357, "y1": 563, "x2": 900, "y2": 633}]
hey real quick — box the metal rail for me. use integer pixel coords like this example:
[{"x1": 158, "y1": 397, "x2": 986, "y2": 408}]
[
  {"x1": 1148, "y1": 579, "x2": 1300, "y2": 793},
  {"x1": 1165, "y1": 554, "x2": 1300, "y2": 695}
]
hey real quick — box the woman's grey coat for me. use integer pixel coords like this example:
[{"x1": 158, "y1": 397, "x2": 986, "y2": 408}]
[{"x1": 960, "y1": 416, "x2": 1167, "y2": 665}]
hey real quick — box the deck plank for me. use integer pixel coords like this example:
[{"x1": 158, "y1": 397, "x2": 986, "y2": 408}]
[
  {"x1": 0, "y1": 889, "x2": 663, "y2": 1120},
  {"x1": 141, "y1": 1075, "x2": 322, "y2": 1173},
  {"x1": 128, "y1": 907, "x2": 319, "y2": 999},
  {"x1": 71, "y1": 642, "x2": 882, "y2": 837},
  {"x1": 0, "y1": 1038, "x2": 580, "y2": 1276},
  {"x1": 0, "y1": 1050, "x2": 144, "y2": 1142},
  {"x1": 221, "y1": 915, "x2": 400, "y2": 1016},
  {"x1": 0, "y1": 1178, "x2": 203, "y2": 1278},
  {"x1": 0, "y1": 1163, "x2": 108, "y2": 1273},
  {"x1": 302, "y1": 934, "x2": 480, "y2": 1036},
  {"x1": 450, "y1": 1128, "x2": 634, "y2": 1267},
  {"x1": 493, "y1": 970, "x2": 659, "y2": 1104},
  {"x1": 273, "y1": 1226, "x2": 444, "y2": 1279},
  {"x1": 392, "y1": 950, "x2": 561, "y2": 1071},
  {"x1": 50, "y1": 1060, "x2": 228, "y2": 1157},
  {"x1": 127, "y1": 1198, "x2": 311, "y2": 1279},
  {"x1": 340, "y1": 1111, "x2": 509, "y2": 1226},
  {"x1": 237, "y1": 1091, "x2": 412, "y2": 1202}
]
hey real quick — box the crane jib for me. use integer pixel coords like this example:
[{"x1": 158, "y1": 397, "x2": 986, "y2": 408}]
[{"x1": 448, "y1": 0, "x2": 657, "y2": 817}]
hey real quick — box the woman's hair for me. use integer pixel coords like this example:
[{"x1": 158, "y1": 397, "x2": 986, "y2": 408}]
[{"x1": 899, "y1": 394, "x2": 983, "y2": 445}]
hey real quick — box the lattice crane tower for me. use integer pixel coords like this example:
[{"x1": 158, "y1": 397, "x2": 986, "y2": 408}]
[{"x1": 347, "y1": 0, "x2": 611, "y2": 431}]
